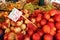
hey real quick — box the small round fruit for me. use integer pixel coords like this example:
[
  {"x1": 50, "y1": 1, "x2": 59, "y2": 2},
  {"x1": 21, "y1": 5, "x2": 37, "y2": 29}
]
[
  {"x1": 54, "y1": 14, "x2": 60, "y2": 21},
  {"x1": 14, "y1": 27, "x2": 21, "y2": 33},
  {"x1": 25, "y1": 20, "x2": 29, "y2": 24},
  {"x1": 5, "y1": 28, "x2": 10, "y2": 33},
  {"x1": 43, "y1": 25, "x2": 50, "y2": 33},
  {"x1": 56, "y1": 22, "x2": 60, "y2": 29},
  {"x1": 21, "y1": 24, "x2": 26, "y2": 30},
  {"x1": 44, "y1": 34, "x2": 53, "y2": 40},
  {"x1": 17, "y1": 20, "x2": 23, "y2": 26}
]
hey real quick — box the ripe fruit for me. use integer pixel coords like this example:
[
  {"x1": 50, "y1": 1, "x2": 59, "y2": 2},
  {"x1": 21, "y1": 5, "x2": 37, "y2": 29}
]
[
  {"x1": 37, "y1": 30, "x2": 44, "y2": 37},
  {"x1": 8, "y1": 32, "x2": 15, "y2": 40},
  {"x1": 4, "y1": 33, "x2": 9, "y2": 40},
  {"x1": 36, "y1": 23, "x2": 41, "y2": 28},
  {"x1": 16, "y1": 33, "x2": 24, "y2": 40},
  {"x1": 25, "y1": 20, "x2": 29, "y2": 24},
  {"x1": 36, "y1": 14, "x2": 42, "y2": 22},
  {"x1": 56, "y1": 33, "x2": 60, "y2": 40},
  {"x1": 44, "y1": 34, "x2": 53, "y2": 40},
  {"x1": 49, "y1": 18, "x2": 54, "y2": 22},
  {"x1": 54, "y1": 14, "x2": 60, "y2": 21},
  {"x1": 5, "y1": 28, "x2": 10, "y2": 33},
  {"x1": 27, "y1": 30, "x2": 34, "y2": 36},
  {"x1": 48, "y1": 9, "x2": 58, "y2": 16},
  {"x1": 44, "y1": 13, "x2": 50, "y2": 20},
  {"x1": 56, "y1": 22, "x2": 60, "y2": 29},
  {"x1": 48, "y1": 22, "x2": 54, "y2": 28},
  {"x1": 17, "y1": 20, "x2": 23, "y2": 26},
  {"x1": 24, "y1": 36, "x2": 30, "y2": 40},
  {"x1": 40, "y1": 19, "x2": 47, "y2": 26},
  {"x1": 10, "y1": 21, "x2": 16, "y2": 27},
  {"x1": 33, "y1": 10, "x2": 42, "y2": 16},
  {"x1": 57, "y1": 30, "x2": 60, "y2": 33},
  {"x1": 31, "y1": 18, "x2": 36, "y2": 23},
  {"x1": 2, "y1": 22, "x2": 9, "y2": 29},
  {"x1": 21, "y1": 24, "x2": 26, "y2": 30},
  {"x1": 24, "y1": 13, "x2": 29, "y2": 18},
  {"x1": 27, "y1": 23, "x2": 37, "y2": 31},
  {"x1": 14, "y1": 27, "x2": 21, "y2": 33},
  {"x1": 24, "y1": 35, "x2": 30, "y2": 40},
  {"x1": 32, "y1": 33, "x2": 40, "y2": 40},
  {"x1": 43, "y1": 25, "x2": 50, "y2": 33}
]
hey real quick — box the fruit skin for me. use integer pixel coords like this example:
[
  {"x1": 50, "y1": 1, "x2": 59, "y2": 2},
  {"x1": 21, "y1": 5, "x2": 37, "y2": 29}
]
[
  {"x1": 49, "y1": 18, "x2": 54, "y2": 22},
  {"x1": 27, "y1": 23, "x2": 37, "y2": 31},
  {"x1": 32, "y1": 33, "x2": 40, "y2": 40},
  {"x1": 44, "y1": 34, "x2": 53, "y2": 40},
  {"x1": 37, "y1": 30, "x2": 44, "y2": 37},
  {"x1": 8, "y1": 32, "x2": 15, "y2": 40},
  {"x1": 14, "y1": 27, "x2": 21, "y2": 33},
  {"x1": 57, "y1": 30, "x2": 60, "y2": 33},
  {"x1": 2, "y1": 22, "x2": 9, "y2": 29},
  {"x1": 56, "y1": 33, "x2": 60, "y2": 40},
  {"x1": 33, "y1": 10, "x2": 42, "y2": 16},
  {"x1": 5, "y1": 28, "x2": 10, "y2": 33},
  {"x1": 44, "y1": 13, "x2": 50, "y2": 20},
  {"x1": 43, "y1": 25, "x2": 50, "y2": 33},
  {"x1": 56, "y1": 22, "x2": 60, "y2": 29},
  {"x1": 21, "y1": 24, "x2": 26, "y2": 30},
  {"x1": 54, "y1": 14, "x2": 60, "y2": 21},
  {"x1": 48, "y1": 22, "x2": 54, "y2": 28},
  {"x1": 4, "y1": 33, "x2": 9, "y2": 40},
  {"x1": 27, "y1": 30, "x2": 34, "y2": 36},
  {"x1": 16, "y1": 33, "x2": 24, "y2": 40},
  {"x1": 24, "y1": 35, "x2": 30, "y2": 40},
  {"x1": 31, "y1": 18, "x2": 36, "y2": 23},
  {"x1": 36, "y1": 14, "x2": 42, "y2": 22},
  {"x1": 16, "y1": 20, "x2": 23, "y2": 26},
  {"x1": 48, "y1": 9, "x2": 59, "y2": 16},
  {"x1": 40, "y1": 19, "x2": 47, "y2": 26}
]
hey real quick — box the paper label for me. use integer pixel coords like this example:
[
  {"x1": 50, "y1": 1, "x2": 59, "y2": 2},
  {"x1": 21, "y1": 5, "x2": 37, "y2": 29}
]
[
  {"x1": 8, "y1": 8, "x2": 22, "y2": 22},
  {"x1": 0, "y1": 0, "x2": 6, "y2": 3},
  {"x1": 51, "y1": 0, "x2": 60, "y2": 4}
]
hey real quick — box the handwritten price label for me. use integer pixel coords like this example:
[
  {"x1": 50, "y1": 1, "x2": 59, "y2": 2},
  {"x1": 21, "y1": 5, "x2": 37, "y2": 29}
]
[
  {"x1": 8, "y1": 8, "x2": 22, "y2": 22},
  {"x1": 1, "y1": 0, "x2": 6, "y2": 3}
]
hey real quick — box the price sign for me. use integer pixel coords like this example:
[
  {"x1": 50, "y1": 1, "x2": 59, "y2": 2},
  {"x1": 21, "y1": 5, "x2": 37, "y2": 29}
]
[
  {"x1": 0, "y1": 0, "x2": 6, "y2": 3},
  {"x1": 8, "y1": 8, "x2": 22, "y2": 22}
]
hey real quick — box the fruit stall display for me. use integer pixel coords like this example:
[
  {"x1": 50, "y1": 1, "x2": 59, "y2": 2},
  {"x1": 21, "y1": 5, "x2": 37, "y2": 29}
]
[{"x1": 0, "y1": 2, "x2": 60, "y2": 40}]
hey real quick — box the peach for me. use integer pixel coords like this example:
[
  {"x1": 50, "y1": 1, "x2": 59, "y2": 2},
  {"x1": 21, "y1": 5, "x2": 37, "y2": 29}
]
[
  {"x1": 36, "y1": 14, "x2": 42, "y2": 22},
  {"x1": 54, "y1": 14, "x2": 60, "y2": 21},
  {"x1": 48, "y1": 22, "x2": 54, "y2": 28},
  {"x1": 44, "y1": 13, "x2": 50, "y2": 20},
  {"x1": 40, "y1": 19, "x2": 47, "y2": 26},
  {"x1": 49, "y1": 18, "x2": 54, "y2": 22},
  {"x1": 56, "y1": 33, "x2": 60, "y2": 40},
  {"x1": 48, "y1": 9, "x2": 59, "y2": 16},
  {"x1": 32, "y1": 33, "x2": 40, "y2": 40},
  {"x1": 43, "y1": 25, "x2": 50, "y2": 33},
  {"x1": 56, "y1": 22, "x2": 60, "y2": 29},
  {"x1": 44, "y1": 34, "x2": 53, "y2": 40}
]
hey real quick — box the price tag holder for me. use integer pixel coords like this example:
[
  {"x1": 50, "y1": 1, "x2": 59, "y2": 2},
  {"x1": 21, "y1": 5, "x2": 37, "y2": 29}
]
[{"x1": 8, "y1": 8, "x2": 22, "y2": 22}]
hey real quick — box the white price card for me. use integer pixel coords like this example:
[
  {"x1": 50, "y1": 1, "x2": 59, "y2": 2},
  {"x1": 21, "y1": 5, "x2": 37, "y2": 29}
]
[
  {"x1": 0, "y1": 0, "x2": 6, "y2": 3},
  {"x1": 8, "y1": 8, "x2": 22, "y2": 22}
]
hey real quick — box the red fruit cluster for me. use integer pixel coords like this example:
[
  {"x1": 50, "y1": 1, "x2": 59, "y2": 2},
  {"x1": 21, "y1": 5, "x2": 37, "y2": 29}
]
[
  {"x1": 27, "y1": 9, "x2": 60, "y2": 40},
  {"x1": 0, "y1": 9, "x2": 60, "y2": 40}
]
